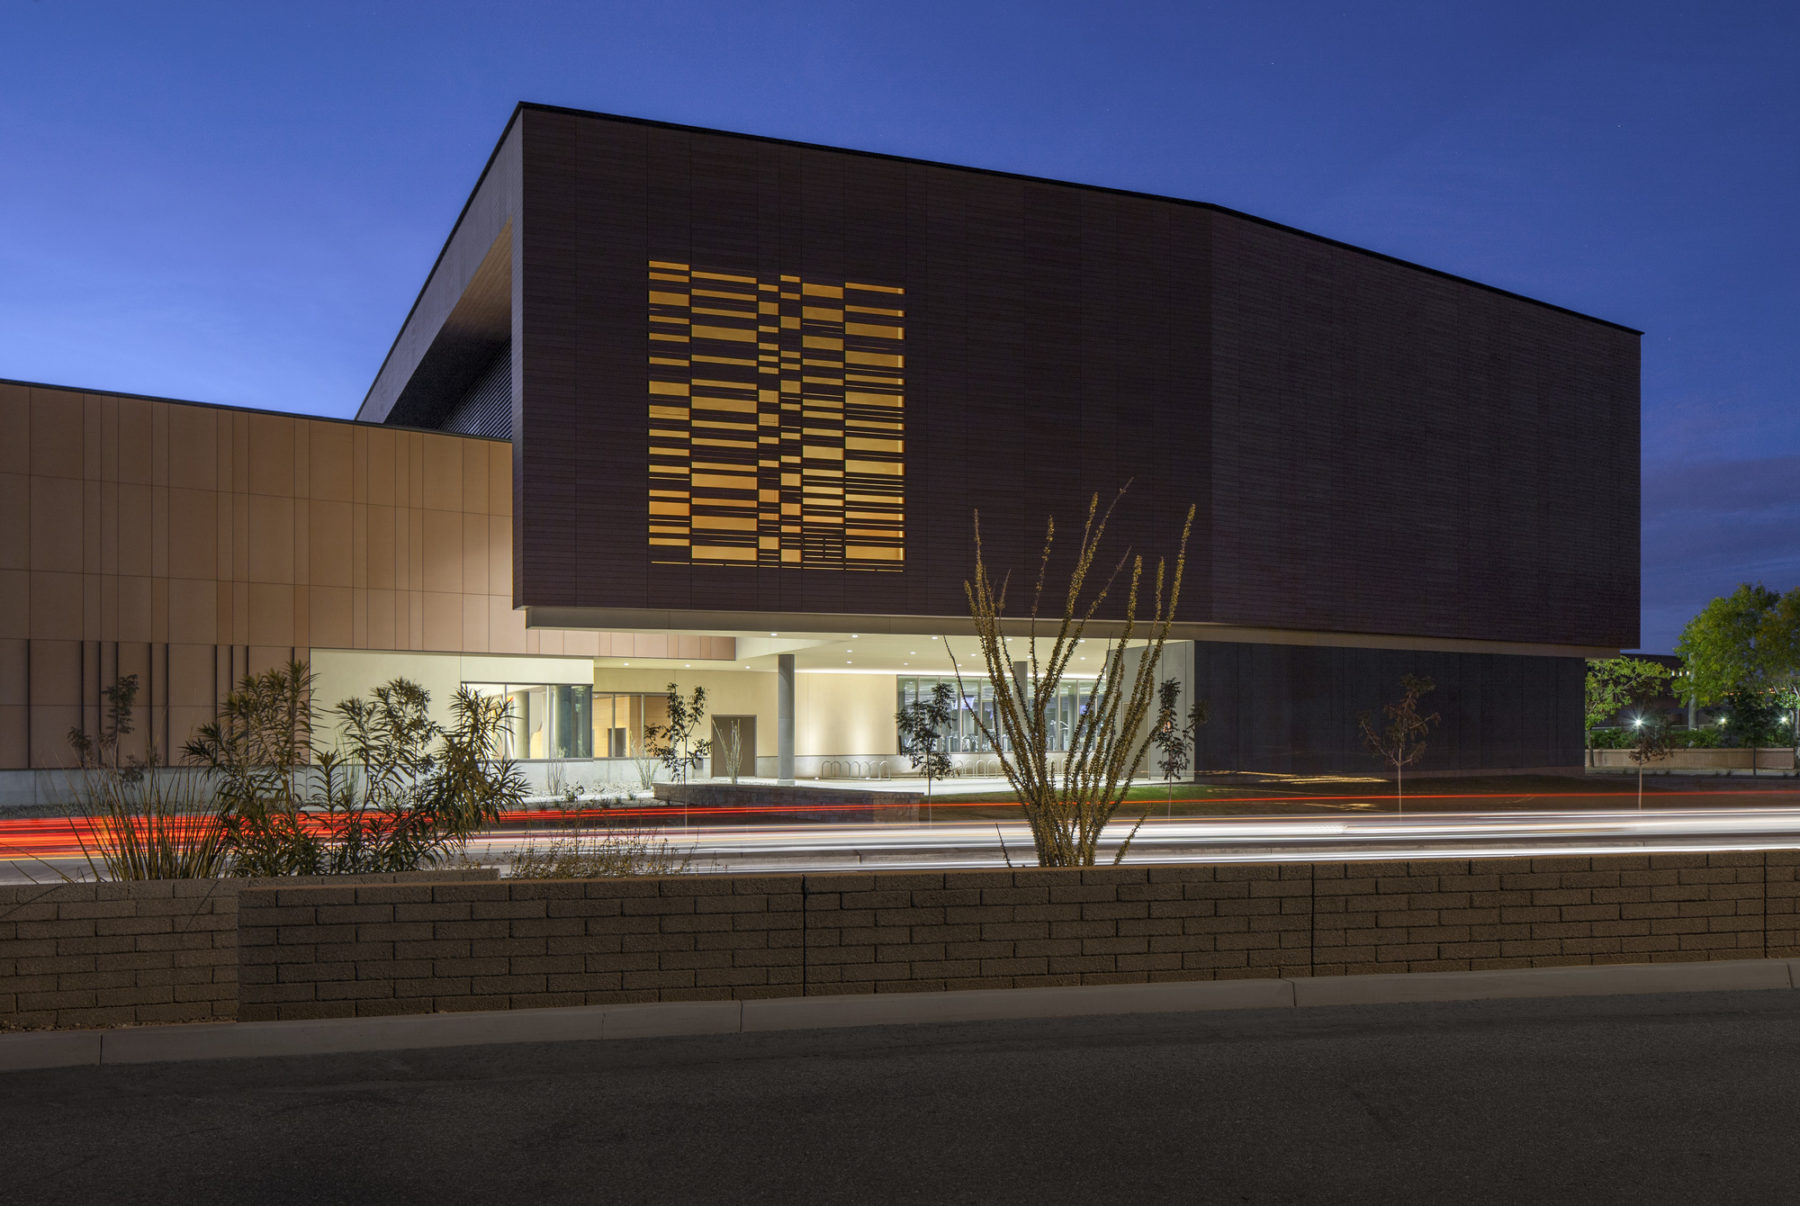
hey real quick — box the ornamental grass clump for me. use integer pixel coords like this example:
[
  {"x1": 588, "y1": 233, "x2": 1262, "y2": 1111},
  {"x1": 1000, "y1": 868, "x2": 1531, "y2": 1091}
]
[
  {"x1": 951, "y1": 487, "x2": 1194, "y2": 867},
  {"x1": 64, "y1": 676, "x2": 229, "y2": 881},
  {"x1": 501, "y1": 816, "x2": 705, "y2": 878}
]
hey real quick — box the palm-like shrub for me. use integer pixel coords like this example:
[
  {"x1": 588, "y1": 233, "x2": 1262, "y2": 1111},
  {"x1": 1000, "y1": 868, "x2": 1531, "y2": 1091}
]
[{"x1": 184, "y1": 661, "x2": 526, "y2": 875}]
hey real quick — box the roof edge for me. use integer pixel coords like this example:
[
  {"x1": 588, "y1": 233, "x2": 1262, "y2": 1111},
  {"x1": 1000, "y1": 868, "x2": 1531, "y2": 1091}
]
[
  {"x1": 355, "y1": 103, "x2": 529, "y2": 421},
  {"x1": 1, "y1": 376, "x2": 509, "y2": 443},
  {"x1": 513, "y1": 100, "x2": 1643, "y2": 336}
]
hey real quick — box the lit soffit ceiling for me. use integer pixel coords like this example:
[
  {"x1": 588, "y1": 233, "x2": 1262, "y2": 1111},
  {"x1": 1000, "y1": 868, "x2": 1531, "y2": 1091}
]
[{"x1": 590, "y1": 631, "x2": 1132, "y2": 675}]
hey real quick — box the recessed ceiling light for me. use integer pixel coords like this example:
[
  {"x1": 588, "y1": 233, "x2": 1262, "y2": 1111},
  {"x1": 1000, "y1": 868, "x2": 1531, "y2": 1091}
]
[
  {"x1": 685, "y1": 663, "x2": 691, "y2": 668},
  {"x1": 770, "y1": 632, "x2": 779, "y2": 636},
  {"x1": 623, "y1": 662, "x2": 629, "y2": 666}
]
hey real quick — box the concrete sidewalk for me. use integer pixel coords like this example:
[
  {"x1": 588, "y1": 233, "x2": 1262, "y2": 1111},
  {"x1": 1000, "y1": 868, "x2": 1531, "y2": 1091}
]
[{"x1": 6, "y1": 956, "x2": 1798, "y2": 1074}]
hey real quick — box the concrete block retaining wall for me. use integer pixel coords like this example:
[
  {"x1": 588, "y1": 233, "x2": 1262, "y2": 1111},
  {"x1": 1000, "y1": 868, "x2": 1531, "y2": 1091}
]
[
  {"x1": 1591, "y1": 748, "x2": 1797, "y2": 772},
  {"x1": 0, "y1": 871, "x2": 496, "y2": 1029},
  {"x1": 236, "y1": 852, "x2": 1800, "y2": 1023}
]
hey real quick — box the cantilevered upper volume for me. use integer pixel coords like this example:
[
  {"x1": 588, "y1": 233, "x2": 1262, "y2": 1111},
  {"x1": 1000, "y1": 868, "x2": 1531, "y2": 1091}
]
[{"x1": 359, "y1": 102, "x2": 1640, "y2": 654}]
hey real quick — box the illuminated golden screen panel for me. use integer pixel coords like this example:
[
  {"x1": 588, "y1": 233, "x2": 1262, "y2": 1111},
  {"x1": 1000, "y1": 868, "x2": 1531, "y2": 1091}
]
[{"x1": 648, "y1": 262, "x2": 904, "y2": 570}]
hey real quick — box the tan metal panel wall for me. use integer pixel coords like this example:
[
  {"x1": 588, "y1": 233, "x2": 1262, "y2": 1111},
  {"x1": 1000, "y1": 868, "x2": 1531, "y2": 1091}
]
[{"x1": 0, "y1": 381, "x2": 735, "y2": 769}]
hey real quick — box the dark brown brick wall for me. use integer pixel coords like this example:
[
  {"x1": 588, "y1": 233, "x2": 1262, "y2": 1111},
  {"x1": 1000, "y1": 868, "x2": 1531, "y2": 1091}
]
[
  {"x1": 513, "y1": 108, "x2": 1638, "y2": 648},
  {"x1": 0, "y1": 871, "x2": 495, "y2": 1030},
  {"x1": 237, "y1": 852, "x2": 1800, "y2": 1022},
  {"x1": 1192, "y1": 641, "x2": 1589, "y2": 773},
  {"x1": 0, "y1": 880, "x2": 236, "y2": 1029},
  {"x1": 1207, "y1": 212, "x2": 1640, "y2": 646}
]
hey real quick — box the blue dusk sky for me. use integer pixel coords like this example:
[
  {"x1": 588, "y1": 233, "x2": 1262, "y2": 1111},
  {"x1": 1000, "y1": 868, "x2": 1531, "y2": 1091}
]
[{"x1": 2, "y1": 0, "x2": 1795, "y2": 653}]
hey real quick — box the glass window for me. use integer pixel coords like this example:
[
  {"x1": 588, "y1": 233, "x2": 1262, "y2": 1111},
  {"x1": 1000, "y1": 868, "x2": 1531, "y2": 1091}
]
[
  {"x1": 896, "y1": 676, "x2": 1095, "y2": 753},
  {"x1": 588, "y1": 692, "x2": 672, "y2": 760},
  {"x1": 463, "y1": 682, "x2": 598, "y2": 760}
]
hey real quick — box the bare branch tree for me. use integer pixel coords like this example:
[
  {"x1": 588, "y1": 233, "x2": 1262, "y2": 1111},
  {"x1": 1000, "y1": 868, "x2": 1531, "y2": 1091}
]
[
  {"x1": 949, "y1": 488, "x2": 1195, "y2": 867},
  {"x1": 1358, "y1": 674, "x2": 1440, "y2": 814},
  {"x1": 1626, "y1": 719, "x2": 1672, "y2": 810}
]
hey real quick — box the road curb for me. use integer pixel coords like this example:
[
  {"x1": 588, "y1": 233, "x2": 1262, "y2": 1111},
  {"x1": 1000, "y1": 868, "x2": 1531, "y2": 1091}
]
[
  {"x1": 5, "y1": 958, "x2": 1798, "y2": 1073},
  {"x1": 1289, "y1": 958, "x2": 1797, "y2": 1007},
  {"x1": 0, "y1": 1030, "x2": 102, "y2": 1072},
  {"x1": 741, "y1": 978, "x2": 1295, "y2": 1031}
]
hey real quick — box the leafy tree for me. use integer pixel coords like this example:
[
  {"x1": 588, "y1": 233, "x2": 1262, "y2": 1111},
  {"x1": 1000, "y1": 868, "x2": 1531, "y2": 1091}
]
[
  {"x1": 1583, "y1": 657, "x2": 1673, "y2": 766},
  {"x1": 1721, "y1": 688, "x2": 1787, "y2": 776},
  {"x1": 1722, "y1": 688, "x2": 1783, "y2": 747},
  {"x1": 1358, "y1": 675, "x2": 1440, "y2": 814},
  {"x1": 1765, "y1": 588, "x2": 1800, "y2": 752},
  {"x1": 1676, "y1": 584, "x2": 1800, "y2": 755},
  {"x1": 644, "y1": 682, "x2": 710, "y2": 785},
  {"x1": 951, "y1": 487, "x2": 1196, "y2": 867},
  {"x1": 895, "y1": 682, "x2": 956, "y2": 804},
  {"x1": 1148, "y1": 678, "x2": 1210, "y2": 817},
  {"x1": 1676, "y1": 584, "x2": 1785, "y2": 705},
  {"x1": 184, "y1": 661, "x2": 526, "y2": 875}
]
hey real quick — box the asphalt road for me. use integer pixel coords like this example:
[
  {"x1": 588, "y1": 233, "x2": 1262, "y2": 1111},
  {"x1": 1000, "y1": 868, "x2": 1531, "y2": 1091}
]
[{"x1": 7, "y1": 990, "x2": 1800, "y2": 1204}]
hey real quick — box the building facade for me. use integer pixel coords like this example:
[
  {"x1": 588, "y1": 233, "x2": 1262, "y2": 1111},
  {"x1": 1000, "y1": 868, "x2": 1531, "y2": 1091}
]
[{"x1": 0, "y1": 104, "x2": 1639, "y2": 799}]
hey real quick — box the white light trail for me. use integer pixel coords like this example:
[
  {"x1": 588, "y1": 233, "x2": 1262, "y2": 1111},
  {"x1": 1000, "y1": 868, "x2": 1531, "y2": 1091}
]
[{"x1": 459, "y1": 808, "x2": 1800, "y2": 874}]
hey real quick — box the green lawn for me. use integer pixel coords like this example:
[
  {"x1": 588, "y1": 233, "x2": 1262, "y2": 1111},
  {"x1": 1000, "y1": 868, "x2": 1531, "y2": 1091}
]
[{"x1": 918, "y1": 771, "x2": 1800, "y2": 820}]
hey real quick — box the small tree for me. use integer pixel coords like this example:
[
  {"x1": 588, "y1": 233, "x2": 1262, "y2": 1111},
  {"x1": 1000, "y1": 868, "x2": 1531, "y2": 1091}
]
[
  {"x1": 896, "y1": 682, "x2": 956, "y2": 808},
  {"x1": 1148, "y1": 678, "x2": 1210, "y2": 817},
  {"x1": 1722, "y1": 687, "x2": 1785, "y2": 775},
  {"x1": 644, "y1": 683, "x2": 710, "y2": 785},
  {"x1": 951, "y1": 487, "x2": 1196, "y2": 867},
  {"x1": 1358, "y1": 675, "x2": 1440, "y2": 814},
  {"x1": 1625, "y1": 718, "x2": 1671, "y2": 809},
  {"x1": 1584, "y1": 657, "x2": 1672, "y2": 767}
]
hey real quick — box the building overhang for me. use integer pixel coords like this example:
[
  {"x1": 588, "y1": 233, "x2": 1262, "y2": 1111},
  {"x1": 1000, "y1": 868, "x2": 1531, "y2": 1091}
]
[{"x1": 526, "y1": 608, "x2": 1619, "y2": 660}]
